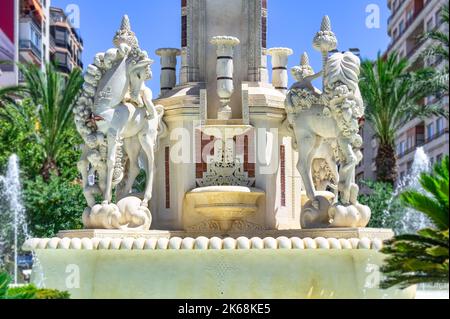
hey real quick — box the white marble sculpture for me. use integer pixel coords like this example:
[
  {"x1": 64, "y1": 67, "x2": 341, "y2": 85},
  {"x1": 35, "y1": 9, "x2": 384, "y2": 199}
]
[
  {"x1": 285, "y1": 16, "x2": 371, "y2": 229},
  {"x1": 74, "y1": 16, "x2": 166, "y2": 230}
]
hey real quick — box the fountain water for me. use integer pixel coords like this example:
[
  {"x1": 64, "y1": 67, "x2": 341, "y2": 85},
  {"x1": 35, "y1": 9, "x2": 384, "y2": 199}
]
[
  {"x1": 0, "y1": 154, "x2": 30, "y2": 284},
  {"x1": 382, "y1": 147, "x2": 433, "y2": 234},
  {"x1": 396, "y1": 147, "x2": 433, "y2": 234}
]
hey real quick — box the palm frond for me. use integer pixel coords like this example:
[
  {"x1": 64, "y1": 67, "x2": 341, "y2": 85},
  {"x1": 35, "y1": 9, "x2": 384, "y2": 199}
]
[
  {"x1": 381, "y1": 157, "x2": 449, "y2": 289},
  {"x1": 1, "y1": 62, "x2": 84, "y2": 178}
]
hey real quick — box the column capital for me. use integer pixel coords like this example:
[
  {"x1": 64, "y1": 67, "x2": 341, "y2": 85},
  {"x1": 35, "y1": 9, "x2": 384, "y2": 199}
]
[
  {"x1": 210, "y1": 36, "x2": 241, "y2": 47},
  {"x1": 155, "y1": 48, "x2": 182, "y2": 57},
  {"x1": 267, "y1": 47, "x2": 294, "y2": 57}
]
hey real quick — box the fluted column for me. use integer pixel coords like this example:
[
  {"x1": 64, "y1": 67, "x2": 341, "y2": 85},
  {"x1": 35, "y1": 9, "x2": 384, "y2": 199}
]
[
  {"x1": 268, "y1": 47, "x2": 293, "y2": 95},
  {"x1": 210, "y1": 36, "x2": 240, "y2": 120},
  {"x1": 155, "y1": 48, "x2": 181, "y2": 95}
]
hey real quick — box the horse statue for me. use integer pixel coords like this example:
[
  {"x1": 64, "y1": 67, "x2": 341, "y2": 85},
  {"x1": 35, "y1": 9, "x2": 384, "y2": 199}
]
[
  {"x1": 285, "y1": 17, "x2": 371, "y2": 229},
  {"x1": 73, "y1": 16, "x2": 167, "y2": 230}
]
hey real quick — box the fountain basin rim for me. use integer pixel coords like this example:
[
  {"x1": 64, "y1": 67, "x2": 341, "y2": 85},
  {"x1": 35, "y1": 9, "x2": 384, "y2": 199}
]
[{"x1": 23, "y1": 236, "x2": 383, "y2": 251}]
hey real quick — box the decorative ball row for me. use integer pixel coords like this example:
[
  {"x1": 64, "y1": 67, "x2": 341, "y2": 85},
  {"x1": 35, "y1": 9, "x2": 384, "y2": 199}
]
[{"x1": 23, "y1": 236, "x2": 384, "y2": 251}]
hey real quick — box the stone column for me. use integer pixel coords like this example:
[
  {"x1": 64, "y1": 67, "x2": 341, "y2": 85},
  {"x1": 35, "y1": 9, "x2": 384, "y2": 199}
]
[
  {"x1": 210, "y1": 36, "x2": 240, "y2": 120},
  {"x1": 179, "y1": 47, "x2": 188, "y2": 84},
  {"x1": 268, "y1": 47, "x2": 293, "y2": 95},
  {"x1": 155, "y1": 48, "x2": 181, "y2": 95},
  {"x1": 260, "y1": 49, "x2": 269, "y2": 83}
]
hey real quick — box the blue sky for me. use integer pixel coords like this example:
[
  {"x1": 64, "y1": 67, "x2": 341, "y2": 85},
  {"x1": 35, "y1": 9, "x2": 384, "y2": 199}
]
[{"x1": 52, "y1": 0, "x2": 390, "y2": 93}]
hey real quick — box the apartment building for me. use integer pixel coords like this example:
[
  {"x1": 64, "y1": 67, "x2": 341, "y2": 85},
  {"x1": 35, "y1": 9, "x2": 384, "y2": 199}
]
[
  {"x1": 0, "y1": 0, "x2": 49, "y2": 85},
  {"x1": 19, "y1": 0, "x2": 51, "y2": 74},
  {"x1": 49, "y1": 7, "x2": 83, "y2": 74},
  {"x1": 357, "y1": 0, "x2": 449, "y2": 185},
  {"x1": 0, "y1": 0, "x2": 83, "y2": 86}
]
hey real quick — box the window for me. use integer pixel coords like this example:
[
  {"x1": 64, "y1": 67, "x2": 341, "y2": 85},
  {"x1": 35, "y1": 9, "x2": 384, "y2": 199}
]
[
  {"x1": 55, "y1": 52, "x2": 67, "y2": 65},
  {"x1": 406, "y1": 135, "x2": 414, "y2": 149},
  {"x1": 436, "y1": 118, "x2": 445, "y2": 134},
  {"x1": 437, "y1": 154, "x2": 444, "y2": 163},
  {"x1": 426, "y1": 17, "x2": 434, "y2": 31},
  {"x1": 427, "y1": 123, "x2": 435, "y2": 139},
  {"x1": 55, "y1": 29, "x2": 67, "y2": 45},
  {"x1": 31, "y1": 27, "x2": 41, "y2": 48},
  {"x1": 406, "y1": 9, "x2": 414, "y2": 23},
  {"x1": 398, "y1": 140, "x2": 406, "y2": 156},
  {"x1": 430, "y1": 157, "x2": 435, "y2": 166},
  {"x1": 393, "y1": 28, "x2": 398, "y2": 39},
  {"x1": 399, "y1": 20, "x2": 405, "y2": 34},
  {"x1": 436, "y1": 9, "x2": 443, "y2": 26}
]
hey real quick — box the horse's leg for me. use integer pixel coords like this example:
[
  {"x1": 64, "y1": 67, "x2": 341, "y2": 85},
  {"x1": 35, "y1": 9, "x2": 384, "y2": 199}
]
[
  {"x1": 77, "y1": 146, "x2": 94, "y2": 206},
  {"x1": 118, "y1": 137, "x2": 141, "y2": 198},
  {"x1": 325, "y1": 155, "x2": 339, "y2": 204},
  {"x1": 297, "y1": 132, "x2": 321, "y2": 203},
  {"x1": 338, "y1": 137, "x2": 357, "y2": 205},
  {"x1": 104, "y1": 128, "x2": 121, "y2": 204},
  {"x1": 138, "y1": 129, "x2": 156, "y2": 208}
]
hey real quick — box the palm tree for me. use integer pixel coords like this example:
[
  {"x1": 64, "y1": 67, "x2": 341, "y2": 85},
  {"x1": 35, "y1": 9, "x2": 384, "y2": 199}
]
[
  {"x1": 380, "y1": 157, "x2": 449, "y2": 289},
  {"x1": 6, "y1": 63, "x2": 83, "y2": 180},
  {"x1": 420, "y1": 5, "x2": 449, "y2": 95},
  {"x1": 360, "y1": 53, "x2": 448, "y2": 185}
]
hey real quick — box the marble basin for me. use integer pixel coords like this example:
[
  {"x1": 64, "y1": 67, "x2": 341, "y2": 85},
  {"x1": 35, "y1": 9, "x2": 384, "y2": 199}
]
[{"x1": 185, "y1": 186, "x2": 265, "y2": 232}]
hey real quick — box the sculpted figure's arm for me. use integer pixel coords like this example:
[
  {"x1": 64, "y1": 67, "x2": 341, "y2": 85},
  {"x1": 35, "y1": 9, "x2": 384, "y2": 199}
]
[{"x1": 141, "y1": 86, "x2": 156, "y2": 120}]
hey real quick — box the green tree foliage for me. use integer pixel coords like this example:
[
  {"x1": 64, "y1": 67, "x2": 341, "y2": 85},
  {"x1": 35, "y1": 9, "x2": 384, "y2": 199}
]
[
  {"x1": 5, "y1": 63, "x2": 83, "y2": 180},
  {"x1": 380, "y1": 157, "x2": 449, "y2": 289},
  {"x1": 0, "y1": 64, "x2": 85, "y2": 242},
  {"x1": 358, "y1": 181, "x2": 403, "y2": 231},
  {"x1": 0, "y1": 271, "x2": 69, "y2": 299},
  {"x1": 23, "y1": 176, "x2": 84, "y2": 238},
  {"x1": 360, "y1": 54, "x2": 448, "y2": 185}
]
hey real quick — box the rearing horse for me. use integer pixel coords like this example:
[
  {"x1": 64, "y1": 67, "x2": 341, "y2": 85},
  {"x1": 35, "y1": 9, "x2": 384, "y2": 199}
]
[
  {"x1": 75, "y1": 16, "x2": 165, "y2": 211},
  {"x1": 94, "y1": 50, "x2": 164, "y2": 208},
  {"x1": 286, "y1": 52, "x2": 364, "y2": 206}
]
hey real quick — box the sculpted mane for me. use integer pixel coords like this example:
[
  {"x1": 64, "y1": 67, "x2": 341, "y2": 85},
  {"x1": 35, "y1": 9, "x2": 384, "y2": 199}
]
[{"x1": 74, "y1": 45, "x2": 130, "y2": 140}]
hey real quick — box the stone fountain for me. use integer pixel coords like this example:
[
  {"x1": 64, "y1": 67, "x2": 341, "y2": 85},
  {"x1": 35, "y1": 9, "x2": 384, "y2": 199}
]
[{"x1": 23, "y1": 2, "x2": 414, "y2": 299}]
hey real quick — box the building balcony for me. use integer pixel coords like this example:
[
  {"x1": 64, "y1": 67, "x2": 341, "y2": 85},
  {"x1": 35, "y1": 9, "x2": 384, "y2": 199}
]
[
  {"x1": 388, "y1": 0, "x2": 409, "y2": 28},
  {"x1": 388, "y1": 0, "x2": 408, "y2": 18},
  {"x1": 387, "y1": 0, "x2": 432, "y2": 51},
  {"x1": 398, "y1": 128, "x2": 449, "y2": 158},
  {"x1": 19, "y1": 40, "x2": 42, "y2": 62}
]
